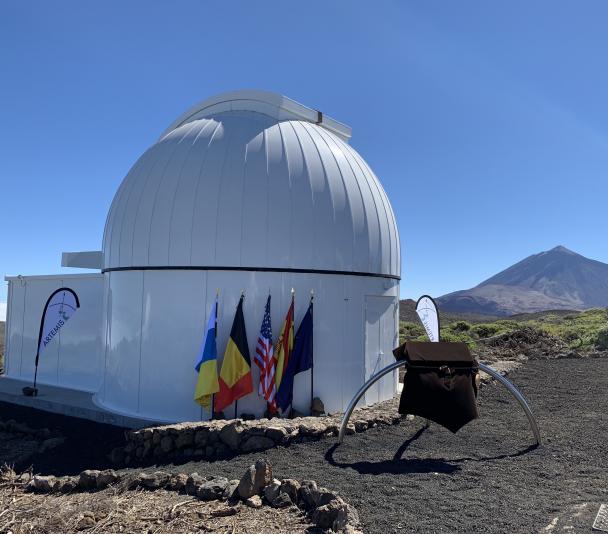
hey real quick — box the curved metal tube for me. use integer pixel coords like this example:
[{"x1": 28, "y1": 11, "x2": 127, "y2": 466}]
[{"x1": 337, "y1": 360, "x2": 541, "y2": 446}]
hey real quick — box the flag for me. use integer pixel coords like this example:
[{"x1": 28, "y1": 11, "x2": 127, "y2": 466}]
[
  {"x1": 276, "y1": 299, "x2": 313, "y2": 411},
  {"x1": 274, "y1": 294, "x2": 294, "y2": 389},
  {"x1": 194, "y1": 298, "x2": 220, "y2": 408},
  {"x1": 253, "y1": 295, "x2": 277, "y2": 408},
  {"x1": 214, "y1": 296, "x2": 253, "y2": 412},
  {"x1": 415, "y1": 295, "x2": 440, "y2": 342},
  {"x1": 38, "y1": 287, "x2": 80, "y2": 356}
]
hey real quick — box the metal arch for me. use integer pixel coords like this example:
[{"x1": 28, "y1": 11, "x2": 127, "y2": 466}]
[{"x1": 337, "y1": 360, "x2": 541, "y2": 446}]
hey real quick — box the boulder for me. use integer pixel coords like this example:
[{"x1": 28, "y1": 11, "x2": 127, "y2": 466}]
[
  {"x1": 270, "y1": 491, "x2": 292, "y2": 508},
  {"x1": 245, "y1": 495, "x2": 263, "y2": 508},
  {"x1": 160, "y1": 436, "x2": 174, "y2": 453},
  {"x1": 135, "y1": 471, "x2": 170, "y2": 489},
  {"x1": 237, "y1": 459, "x2": 273, "y2": 499},
  {"x1": 263, "y1": 478, "x2": 281, "y2": 503},
  {"x1": 223, "y1": 479, "x2": 240, "y2": 500},
  {"x1": 96, "y1": 469, "x2": 120, "y2": 489},
  {"x1": 27, "y1": 475, "x2": 57, "y2": 493},
  {"x1": 78, "y1": 470, "x2": 100, "y2": 490},
  {"x1": 298, "y1": 479, "x2": 320, "y2": 508},
  {"x1": 279, "y1": 479, "x2": 300, "y2": 504},
  {"x1": 56, "y1": 476, "x2": 78, "y2": 493},
  {"x1": 185, "y1": 473, "x2": 204, "y2": 495},
  {"x1": 219, "y1": 420, "x2": 245, "y2": 450},
  {"x1": 240, "y1": 435, "x2": 275, "y2": 452},
  {"x1": 175, "y1": 431, "x2": 194, "y2": 449},
  {"x1": 265, "y1": 426, "x2": 288, "y2": 443},
  {"x1": 197, "y1": 477, "x2": 229, "y2": 501},
  {"x1": 167, "y1": 473, "x2": 188, "y2": 492},
  {"x1": 311, "y1": 397, "x2": 325, "y2": 415},
  {"x1": 311, "y1": 496, "x2": 360, "y2": 531}
]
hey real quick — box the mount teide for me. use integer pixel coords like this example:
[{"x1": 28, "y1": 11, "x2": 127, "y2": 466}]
[{"x1": 437, "y1": 246, "x2": 608, "y2": 316}]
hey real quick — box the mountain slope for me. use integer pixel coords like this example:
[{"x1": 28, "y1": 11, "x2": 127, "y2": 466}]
[{"x1": 437, "y1": 246, "x2": 608, "y2": 316}]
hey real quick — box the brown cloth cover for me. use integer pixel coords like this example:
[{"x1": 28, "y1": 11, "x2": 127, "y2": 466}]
[{"x1": 393, "y1": 341, "x2": 479, "y2": 433}]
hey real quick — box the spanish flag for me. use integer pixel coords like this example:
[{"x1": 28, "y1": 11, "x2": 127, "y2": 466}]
[
  {"x1": 274, "y1": 294, "x2": 294, "y2": 389},
  {"x1": 193, "y1": 298, "x2": 220, "y2": 409},
  {"x1": 214, "y1": 296, "x2": 253, "y2": 412}
]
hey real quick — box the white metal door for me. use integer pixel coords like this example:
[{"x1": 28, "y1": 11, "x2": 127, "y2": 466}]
[{"x1": 364, "y1": 295, "x2": 396, "y2": 405}]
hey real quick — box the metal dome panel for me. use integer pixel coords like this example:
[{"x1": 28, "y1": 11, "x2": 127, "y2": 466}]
[{"x1": 103, "y1": 92, "x2": 400, "y2": 278}]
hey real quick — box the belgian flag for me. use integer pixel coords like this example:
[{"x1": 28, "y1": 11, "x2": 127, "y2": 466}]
[{"x1": 214, "y1": 296, "x2": 253, "y2": 412}]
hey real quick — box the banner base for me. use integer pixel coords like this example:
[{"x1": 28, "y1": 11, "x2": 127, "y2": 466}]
[{"x1": 22, "y1": 386, "x2": 38, "y2": 397}]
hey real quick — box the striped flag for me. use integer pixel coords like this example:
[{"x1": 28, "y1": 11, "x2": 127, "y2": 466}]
[
  {"x1": 194, "y1": 298, "x2": 220, "y2": 409},
  {"x1": 214, "y1": 296, "x2": 254, "y2": 413},
  {"x1": 275, "y1": 294, "x2": 294, "y2": 390},
  {"x1": 254, "y1": 295, "x2": 276, "y2": 408}
]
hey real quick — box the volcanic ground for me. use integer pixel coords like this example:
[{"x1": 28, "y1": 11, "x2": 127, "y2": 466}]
[{"x1": 2, "y1": 358, "x2": 607, "y2": 533}]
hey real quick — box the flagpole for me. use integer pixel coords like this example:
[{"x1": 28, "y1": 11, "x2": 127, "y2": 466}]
[
  {"x1": 309, "y1": 290, "x2": 314, "y2": 415},
  {"x1": 211, "y1": 289, "x2": 219, "y2": 420}
]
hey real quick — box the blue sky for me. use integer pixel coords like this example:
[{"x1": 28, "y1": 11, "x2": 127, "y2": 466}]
[{"x1": 1, "y1": 0, "x2": 607, "y2": 316}]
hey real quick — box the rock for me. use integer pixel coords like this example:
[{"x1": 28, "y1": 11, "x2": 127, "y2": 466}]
[
  {"x1": 298, "y1": 479, "x2": 320, "y2": 508},
  {"x1": 298, "y1": 420, "x2": 327, "y2": 438},
  {"x1": 78, "y1": 470, "x2": 100, "y2": 490},
  {"x1": 39, "y1": 435, "x2": 65, "y2": 452},
  {"x1": 75, "y1": 511, "x2": 96, "y2": 530},
  {"x1": 109, "y1": 447, "x2": 125, "y2": 465},
  {"x1": 245, "y1": 495, "x2": 263, "y2": 508},
  {"x1": 311, "y1": 496, "x2": 360, "y2": 531},
  {"x1": 185, "y1": 473, "x2": 204, "y2": 495},
  {"x1": 270, "y1": 491, "x2": 292, "y2": 508},
  {"x1": 197, "y1": 477, "x2": 229, "y2": 501},
  {"x1": 219, "y1": 420, "x2": 245, "y2": 450},
  {"x1": 167, "y1": 473, "x2": 188, "y2": 492},
  {"x1": 194, "y1": 429, "x2": 208, "y2": 447},
  {"x1": 175, "y1": 431, "x2": 194, "y2": 449},
  {"x1": 28, "y1": 475, "x2": 57, "y2": 493},
  {"x1": 317, "y1": 488, "x2": 340, "y2": 506},
  {"x1": 279, "y1": 479, "x2": 300, "y2": 504},
  {"x1": 237, "y1": 459, "x2": 273, "y2": 499},
  {"x1": 223, "y1": 479, "x2": 240, "y2": 500},
  {"x1": 56, "y1": 477, "x2": 78, "y2": 493},
  {"x1": 136, "y1": 471, "x2": 170, "y2": 489},
  {"x1": 353, "y1": 420, "x2": 368, "y2": 432},
  {"x1": 311, "y1": 397, "x2": 325, "y2": 415},
  {"x1": 265, "y1": 426, "x2": 288, "y2": 442},
  {"x1": 96, "y1": 469, "x2": 120, "y2": 489},
  {"x1": 263, "y1": 478, "x2": 281, "y2": 503},
  {"x1": 240, "y1": 435, "x2": 275, "y2": 452},
  {"x1": 160, "y1": 436, "x2": 174, "y2": 453}
]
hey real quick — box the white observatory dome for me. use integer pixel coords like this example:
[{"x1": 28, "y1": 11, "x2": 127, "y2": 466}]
[
  {"x1": 103, "y1": 90, "x2": 399, "y2": 277},
  {"x1": 96, "y1": 91, "x2": 401, "y2": 423}
]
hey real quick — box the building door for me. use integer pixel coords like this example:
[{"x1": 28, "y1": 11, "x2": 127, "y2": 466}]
[{"x1": 364, "y1": 295, "x2": 397, "y2": 405}]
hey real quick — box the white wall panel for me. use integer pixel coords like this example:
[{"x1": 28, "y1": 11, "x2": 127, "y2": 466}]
[
  {"x1": 138, "y1": 270, "x2": 205, "y2": 422},
  {"x1": 98, "y1": 271, "x2": 143, "y2": 415},
  {"x1": 56, "y1": 276, "x2": 103, "y2": 392},
  {"x1": 5, "y1": 280, "x2": 26, "y2": 377}
]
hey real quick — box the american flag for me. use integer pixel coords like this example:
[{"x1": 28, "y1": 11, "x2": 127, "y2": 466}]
[{"x1": 254, "y1": 295, "x2": 276, "y2": 408}]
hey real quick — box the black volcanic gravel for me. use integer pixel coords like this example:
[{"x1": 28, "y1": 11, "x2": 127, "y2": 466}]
[
  {"x1": 162, "y1": 359, "x2": 608, "y2": 533},
  {"x1": 3, "y1": 359, "x2": 607, "y2": 532}
]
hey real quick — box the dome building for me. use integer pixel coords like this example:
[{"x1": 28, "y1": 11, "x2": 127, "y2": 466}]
[{"x1": 3, "y1": 91, "x2": 401, "y2": 425}]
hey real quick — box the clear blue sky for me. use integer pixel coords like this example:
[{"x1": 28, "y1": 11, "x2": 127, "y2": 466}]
[{"x1": 1, "y1": 0, "x2": 607, "y2": 314}]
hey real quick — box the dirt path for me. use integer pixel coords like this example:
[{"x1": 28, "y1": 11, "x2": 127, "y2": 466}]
[{"x1": 158, "y1": 359, "x2": 607, "y2": 533}]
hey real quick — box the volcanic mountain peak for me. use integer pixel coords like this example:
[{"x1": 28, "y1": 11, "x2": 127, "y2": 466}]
[{"x1": 437, "y1": 246, "x2": 608, "y2": 316}]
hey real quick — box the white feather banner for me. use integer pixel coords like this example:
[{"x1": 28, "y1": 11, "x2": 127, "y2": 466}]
[{"x1": 415, "y1": 295, "x2": 440, "y2": 342}]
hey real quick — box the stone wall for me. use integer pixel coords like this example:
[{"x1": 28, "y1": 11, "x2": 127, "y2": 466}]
[{"x1": 113, "y1": 397, "x2": 403, "y2": 465}]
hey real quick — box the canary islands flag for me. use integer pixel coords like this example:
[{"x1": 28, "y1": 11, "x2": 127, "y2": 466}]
[
  {"x1": 214, "y1": 296, "x2": 253, "y2": 412},
  {"x1": 194, "y1": 299, "x2": 220, "y2": 408}
]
